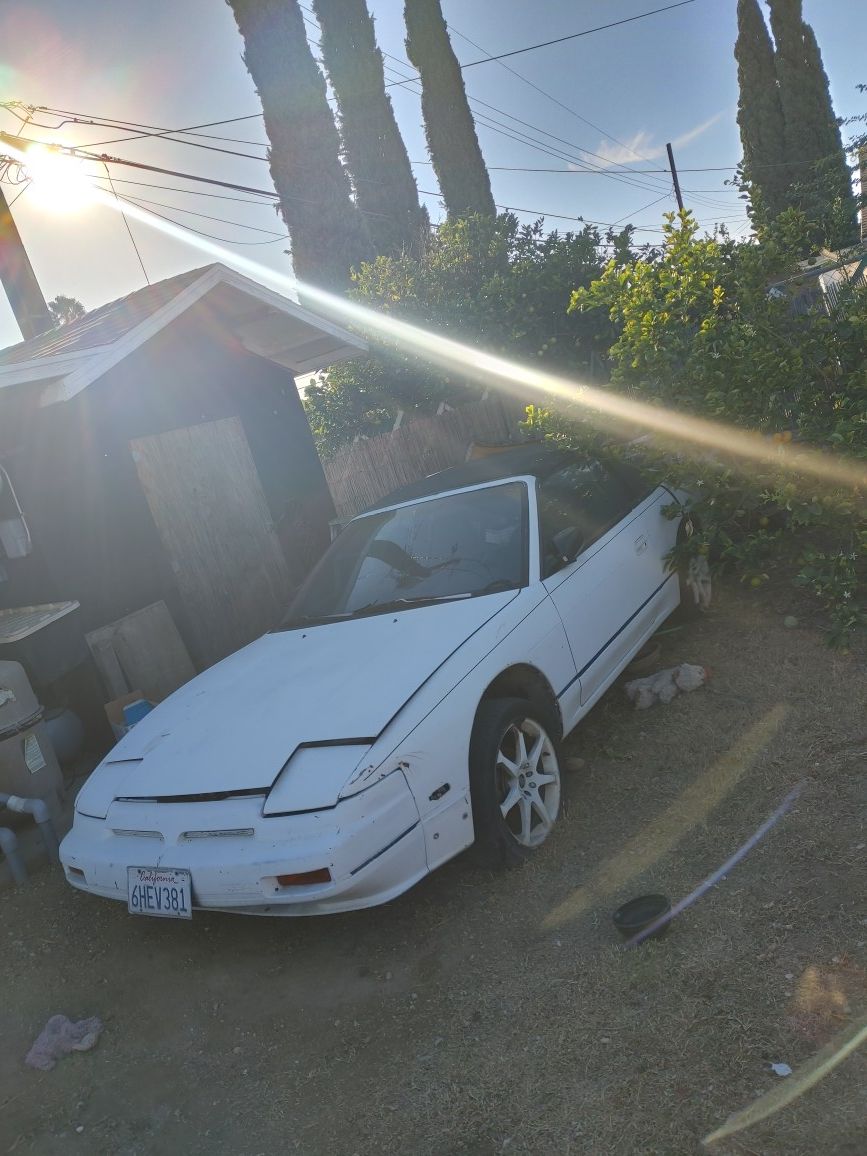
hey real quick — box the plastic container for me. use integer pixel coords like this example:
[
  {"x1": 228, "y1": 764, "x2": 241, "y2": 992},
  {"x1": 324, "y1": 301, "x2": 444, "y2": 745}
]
[
  {"x1": 0, "y1": 660, "x2": 64, "y2": 822},
  {"x1": 43, "y1": 707, "x2": 85, "y2": 764},
  {"x1": 0, "y1": 659, "x2": 40, "y2": 734},
  {"x1": 122, "y1": 699, "x2": 154, "y2": 728},
  {"x1": 612, "y1": 894, "x2": 672, "y2": 943}
]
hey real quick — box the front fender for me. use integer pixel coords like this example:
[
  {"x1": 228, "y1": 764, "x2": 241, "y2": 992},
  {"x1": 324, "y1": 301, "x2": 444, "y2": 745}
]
[{"x1": 356, "y1": 590, "x2": 575, "y2": 868}]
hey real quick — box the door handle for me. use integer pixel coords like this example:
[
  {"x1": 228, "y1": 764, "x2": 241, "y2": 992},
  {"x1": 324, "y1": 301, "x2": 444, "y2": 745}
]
[{"x1": 634, "y1": 535, "x2": 648, "y2": 554}]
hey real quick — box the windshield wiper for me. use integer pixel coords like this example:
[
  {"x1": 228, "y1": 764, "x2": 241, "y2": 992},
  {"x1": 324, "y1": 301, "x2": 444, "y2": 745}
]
[
  {"x1": 277, "y1": 592, "x2": 476, "y2": 631},
  {"x1": 348, "y1": 592, "x2": 474, "y2": 618}
]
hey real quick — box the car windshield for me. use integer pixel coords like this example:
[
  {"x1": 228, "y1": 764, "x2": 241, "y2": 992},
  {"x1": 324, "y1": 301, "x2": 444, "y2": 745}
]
[{"x1": 282, "y1": 481, "x2": 528, "y2": 627}]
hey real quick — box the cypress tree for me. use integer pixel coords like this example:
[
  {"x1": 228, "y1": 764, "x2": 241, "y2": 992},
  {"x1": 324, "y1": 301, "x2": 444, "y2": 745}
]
[
  {"x1": 734, "y1": 0, "x2": 788, "y2": 220},
  {"x1": 769, "y1": 0, "x2": 828, "y2": 161},
  {"x1": 767, "y1": 0, "x2": 857, "y2": 242},
  {"x1": 313, "y1": 0, "x2": 428, "y2": 257},
  {"x1": 404, "y1": 0, "x2": 496, "y2": 218},
  {"x1": 226, "y1": 0, "x2": 372, "y2": 291}
]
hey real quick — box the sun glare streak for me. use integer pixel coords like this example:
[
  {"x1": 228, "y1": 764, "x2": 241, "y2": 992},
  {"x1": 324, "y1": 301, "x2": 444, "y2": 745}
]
[
  {"x1": 703, "y1": 1015, "x2": 867, "y2": 1145},
  {"x1": 540, "y1": 704, "x2": 788, "y2": 930},
  {"x1": 20, "y1": 144, "x2": 93, "y2": 213},
  {"x1": 625, "y1": 780, "x2": 803, "y2": 947},
  {"x1": 2, "y1": 134, "x2": 863, "y2": 494}
]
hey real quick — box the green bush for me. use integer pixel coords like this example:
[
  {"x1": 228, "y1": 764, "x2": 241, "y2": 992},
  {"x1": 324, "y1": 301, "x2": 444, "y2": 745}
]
[
  {"x1": 528, "y1": 210, "x2": 866, "y2": 645},
  {"x1": 303, "y1": 213, "x2": 638, "y2": 453}
]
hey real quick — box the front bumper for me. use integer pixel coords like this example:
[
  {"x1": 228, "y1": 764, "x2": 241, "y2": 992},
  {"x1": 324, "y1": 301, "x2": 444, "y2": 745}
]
[{"x1": 60, "y1": 770, "x2": 427, "y2": 916}]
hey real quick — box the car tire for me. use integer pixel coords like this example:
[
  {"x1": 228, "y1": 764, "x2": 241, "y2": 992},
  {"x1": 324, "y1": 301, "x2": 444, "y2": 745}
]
[
  {"x1": 469, "y1": 697, "x2": 563, "y2": 868},
  {"x1": 676, "y1": 517, "x2": 712, "y2": 619}
]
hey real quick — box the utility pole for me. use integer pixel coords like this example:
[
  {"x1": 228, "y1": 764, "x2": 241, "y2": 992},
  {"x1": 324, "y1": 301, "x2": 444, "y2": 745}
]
[
  {"x1": 0, "y1": 184, "x2": 53, "y2": 340},
  {"x1": 666, "y1": 142, "x2": 685, "y2": 213}
]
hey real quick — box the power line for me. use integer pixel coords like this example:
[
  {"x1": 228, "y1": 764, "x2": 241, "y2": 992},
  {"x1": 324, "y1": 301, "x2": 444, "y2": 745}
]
[
  {"x1": 444, "y1": 23, "x2": 740, "y2": 221},
  {"x1": 381, "y1": 60, "x2": 665, "y2": 188},
  {"x1": 409, "y1": 158, "x2": 831, "y2": 176},
  {"x1": 102, "y1": 162, "x2": 150, "y2": 286},
  {"x1": 609, "y1": 192, "x2": 672, "y2": 227},
  {"x1": 0, "y1": 107, "x2": 269, "y2": 163},
  {"x1": 69, "y1": 146, "x2": 279, "y2": 198},
  {"x1": 0, "y1": 78, "x2": 705, "y2": 205},
  {"x1": 120, "y1": 182, "x2": 743, "y2": 238},
  {"x1": 0, "y1": 126, "x2": 749, "y2": 239},
  {"x1": 4, "y1": 179, "x2": 29, "y2": 208},
  {"x1": 274, "y1": 14, "x2": 679, "y2": 195},
  {"x1": 114, "y1": 193, "x2": 291, "y2": 247},
  {"x1": 1, "y1": 143, "x2": 737, "y2": 245},
  {"x1": 21, "y1": 95, "x2": 830, "y2": 180},
  {"x1": 447, "y1": 23, "x2": 672, "y2": 190},
  {"x1": 87, "y1": 131, "x2": 266, "y2": 162},
  {"x1": 455, "y1": 2, "x2": 698, "y2": 69},
  {"x1": 92, "y1": 186, "x2": 288, "y2": 236},
  {"x1": 4, "y1": 103, "x2": 263, "y2": 140},
  {"x1": 439, "y1": 23, "x2": 735, "y2": 215},
  {"x1": 87, "y1": 174, "x2": 278, "y2": 206},
  {"x1": 300, "y1": 1, "x2": 680, "y2": 196},
  {"x1": 0, "y1": 131, "x2": 426, "y2": 228},
  {"x1": 379, "y1": 63, "x2": 670, "y2": 196},
  {"x1": 0, "y1": 130, "x2": 668, "y2": 236}
]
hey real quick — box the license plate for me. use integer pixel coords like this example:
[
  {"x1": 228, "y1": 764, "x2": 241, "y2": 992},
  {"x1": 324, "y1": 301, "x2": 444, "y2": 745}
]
[{"x1": 128, "y1": 867, "x2": 192, "y2": 919}]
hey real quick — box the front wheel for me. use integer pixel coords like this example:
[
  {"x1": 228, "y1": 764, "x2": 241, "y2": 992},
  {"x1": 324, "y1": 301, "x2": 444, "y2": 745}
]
[{"x1": 469, "y1": 697, "x2": 562, "y2": 868}]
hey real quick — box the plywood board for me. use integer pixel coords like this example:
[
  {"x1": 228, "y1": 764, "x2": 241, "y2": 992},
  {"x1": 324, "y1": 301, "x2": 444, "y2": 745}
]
[
  {"x1": 87, "y1": 600, "x2": 196, "y2": 703},
  {"x1": 130, "y1": 417, "x2": 290, "y2": 667}
]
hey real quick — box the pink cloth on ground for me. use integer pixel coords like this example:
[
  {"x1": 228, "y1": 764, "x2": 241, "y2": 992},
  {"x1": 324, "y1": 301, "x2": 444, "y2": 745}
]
[{"x1": 25, "y1": 1014, "x2": 103, "y2": 1070}]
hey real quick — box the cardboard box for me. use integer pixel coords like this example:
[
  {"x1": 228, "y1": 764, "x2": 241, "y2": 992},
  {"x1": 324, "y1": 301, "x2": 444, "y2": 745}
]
[{"x1": 104, "y1": 690, "x2": 149, "y2": 743}]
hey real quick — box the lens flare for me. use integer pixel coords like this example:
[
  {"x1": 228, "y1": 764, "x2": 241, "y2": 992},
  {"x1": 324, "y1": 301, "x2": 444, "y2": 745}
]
[
  {"x1": 540, "y1": 704, "x2": 788, "y2": 930},
  {"x1": 703, "y1": 1015, "x2": 867, "y2": 1146},
  {"x1": 1, "y1": 132, "x2": 863, "y2": 495},
  {"x1": 23, "y1": 145, "x2": 93, "y2": 213},
  {"x1": 112, "y1": 200, "x2": 867, "y2": 495}
]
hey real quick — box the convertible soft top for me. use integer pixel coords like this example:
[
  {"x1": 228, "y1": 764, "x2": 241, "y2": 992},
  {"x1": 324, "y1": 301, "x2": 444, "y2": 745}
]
[{"x1": 363, "y1": 442, "x2": 578, "y2": 513}]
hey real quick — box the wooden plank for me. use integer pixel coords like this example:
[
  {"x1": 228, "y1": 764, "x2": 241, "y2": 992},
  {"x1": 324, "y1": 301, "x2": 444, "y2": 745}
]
[
  {"x1": 322, "y1": 396, "x2": 524, "y2": 518},
  {"x1": 86, "y1": 600, "x2": 196, "y2": 703},
  {"x1": 112, "y1": 602, "x2": 197, "y2": 703},
  {"x1": 130, "y1": 417, "x2": 290, "y2": 667},
  {"x1": 85, "y1": 629, "x2": 130, "y2": 699}
]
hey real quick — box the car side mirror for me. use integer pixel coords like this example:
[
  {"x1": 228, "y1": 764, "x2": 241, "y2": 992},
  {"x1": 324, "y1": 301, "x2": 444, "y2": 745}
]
[{"x1": 551, "y1": 526, "x2": 585, "y2": 564}]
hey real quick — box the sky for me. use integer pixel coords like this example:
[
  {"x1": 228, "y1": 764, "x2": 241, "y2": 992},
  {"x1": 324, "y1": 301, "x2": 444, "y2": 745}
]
[{"x1": 0, "y1": 0, "x2": 864, "y2": 351}]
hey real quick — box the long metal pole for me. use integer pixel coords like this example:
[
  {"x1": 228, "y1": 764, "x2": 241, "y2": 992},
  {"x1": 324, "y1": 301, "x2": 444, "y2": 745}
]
[{"x1": 666, "y1": 142, "x2": 685, "y2": 213}]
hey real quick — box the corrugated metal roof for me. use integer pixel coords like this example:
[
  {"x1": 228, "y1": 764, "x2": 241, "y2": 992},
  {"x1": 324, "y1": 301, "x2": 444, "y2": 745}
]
[{"x1": 0, "y1": 265, "x2": 213, "y2": 366}]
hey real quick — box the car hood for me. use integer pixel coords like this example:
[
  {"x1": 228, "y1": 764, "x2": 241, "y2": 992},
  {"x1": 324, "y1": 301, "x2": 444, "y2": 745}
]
[{"x1": 76, "y1": 592, "x2": 517, "y2": 813}]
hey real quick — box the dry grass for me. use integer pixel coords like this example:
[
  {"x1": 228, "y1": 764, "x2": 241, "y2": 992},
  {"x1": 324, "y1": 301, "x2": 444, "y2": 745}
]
[{"x1": 1, "y1": 583, "x2": 865, "y2": 1155}]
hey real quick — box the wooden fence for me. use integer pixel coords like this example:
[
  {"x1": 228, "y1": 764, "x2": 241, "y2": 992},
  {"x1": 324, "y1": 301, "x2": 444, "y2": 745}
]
[{"x1": 322, "y1": 396, "x2": 525, "y2": 518}]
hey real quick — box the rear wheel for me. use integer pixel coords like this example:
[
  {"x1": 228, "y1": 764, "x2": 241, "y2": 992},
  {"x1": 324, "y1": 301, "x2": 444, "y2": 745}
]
[{"x1": 469, "y1": 697, "x2": 562, "y2": 867}]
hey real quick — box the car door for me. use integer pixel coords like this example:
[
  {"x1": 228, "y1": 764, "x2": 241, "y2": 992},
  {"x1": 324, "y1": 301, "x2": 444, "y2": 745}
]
[{"x1": 538, "y1": 459, "x2": 670, "y2": 707}]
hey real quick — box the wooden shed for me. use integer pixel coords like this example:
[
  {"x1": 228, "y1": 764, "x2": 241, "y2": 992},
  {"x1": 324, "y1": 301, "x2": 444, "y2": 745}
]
[{"x1": 0, "y1": 262, "x2": 366, "y2": 737}]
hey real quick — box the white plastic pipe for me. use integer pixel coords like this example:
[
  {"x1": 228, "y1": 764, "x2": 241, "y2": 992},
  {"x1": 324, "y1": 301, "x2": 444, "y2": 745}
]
[
  {"x1": 0, "y1": 825, "x2": 27, "y2": 884},
  {"x1": 0, "y1": 793, "x2": 59, "y2": 861}
]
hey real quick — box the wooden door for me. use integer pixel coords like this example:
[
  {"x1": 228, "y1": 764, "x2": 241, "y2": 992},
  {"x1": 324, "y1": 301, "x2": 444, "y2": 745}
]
[{"x1": 131, "y1": 417, "x2": 290, "y2": 667}]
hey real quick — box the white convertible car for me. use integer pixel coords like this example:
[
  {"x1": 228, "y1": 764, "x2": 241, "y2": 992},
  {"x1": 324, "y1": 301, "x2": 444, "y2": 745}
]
[{"x1": 61, "y1": 444, "x2": 705, "y2": 918}]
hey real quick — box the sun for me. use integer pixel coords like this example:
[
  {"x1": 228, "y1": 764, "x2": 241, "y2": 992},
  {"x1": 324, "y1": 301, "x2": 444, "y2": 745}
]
[{"x1": 23, "y1": 145, "x2": 93, "y2": 213}]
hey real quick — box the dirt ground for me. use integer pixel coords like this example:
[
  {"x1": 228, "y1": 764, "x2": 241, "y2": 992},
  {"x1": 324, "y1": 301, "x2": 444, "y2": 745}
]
[{"x1": 1, "y1": 583, "x2": 866, "y2": 1156}]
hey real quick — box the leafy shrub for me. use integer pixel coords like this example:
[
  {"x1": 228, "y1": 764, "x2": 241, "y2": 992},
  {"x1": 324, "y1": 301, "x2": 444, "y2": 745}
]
[
  {"x1": 304, "y1": 213, "x2": 639, "y2": 453},
  {"x1": 528, "y1": 211, "x2": 866, "y2": 644}
]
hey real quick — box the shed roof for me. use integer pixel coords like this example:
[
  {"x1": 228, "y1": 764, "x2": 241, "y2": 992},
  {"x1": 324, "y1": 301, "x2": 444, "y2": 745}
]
[{"x1": 0, "y1": 263, "x2": 367, "y2": 407}]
